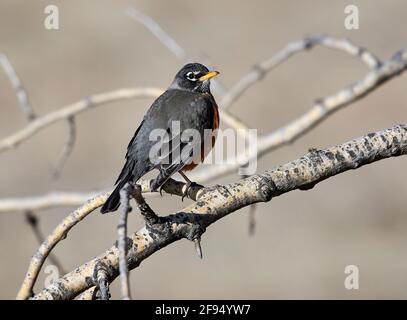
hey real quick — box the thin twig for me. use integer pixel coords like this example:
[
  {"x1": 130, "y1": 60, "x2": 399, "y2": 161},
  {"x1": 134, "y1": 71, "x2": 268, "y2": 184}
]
[
  {"x1": 126, "y1": 7, "x2": 187, "y2": 61},
  {"x1": 190, "y1": 47, "x2": 407, "y2": 183},
  {"x1": 0, "y1": 87, "x2": 163, "y2": 153},
  {"x1": 53, "y1": 116, "x2": 76, "y2": 179},
  {"x1": 0, "y1": 53, "x2": 36, "y2": 120},
  {"x1": 0, "y1": 191, "x2": 102, "y2": 213},
  {"x1": 118, "y1": 183, "x2": 133, "y2": 300},
  {"x1": 0, "y1": 178, "x2": 205, "y2": 214},
  {"x1": 31, "y1": 124, "x2": 407, "y2": 300},
  {"x1": 220, "y1": 34, "x2": 382, "y2": 109},
  {"x1": 125, "y1": 7, "x2": 226, "y2": 96},
  {"x1": 0, "y1": 86, "x2": 246, "y2": 152}
]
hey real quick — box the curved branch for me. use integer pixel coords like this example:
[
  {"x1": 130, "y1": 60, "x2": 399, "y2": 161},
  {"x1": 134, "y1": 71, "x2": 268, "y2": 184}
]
[
  {"x1": 15, "y1": 178, "x2": 203, "y2": 299},
  {"x1": 16, "y1": 193, "x2": 110, "y2": 300},
  {"x1": 220, "y1": 34, "x2": 382, "y2": 109},
  {"x1": 0, "y1": 86, "x2": 247, "y2": 156},
  {"x1": 31, "y1": 124, "x2": 407, "y2": 300},
  {"x1": 52, "y1": 116, "x2": 76, "y2": 179},
  {"x1": 190, "y1": 47, "x2": 407, "y2": 183},
  {"x1": 125, "y1": 7, "x2": 227, "y2": 96},
  {"x1": 0, "y1": 87, "x2": 163, "y2": 153}
]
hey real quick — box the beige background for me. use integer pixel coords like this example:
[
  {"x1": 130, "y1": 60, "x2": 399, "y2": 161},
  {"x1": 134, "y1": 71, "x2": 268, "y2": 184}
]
[{"x1": 0, "y1": 0, "x2": 406, "y2": 299}]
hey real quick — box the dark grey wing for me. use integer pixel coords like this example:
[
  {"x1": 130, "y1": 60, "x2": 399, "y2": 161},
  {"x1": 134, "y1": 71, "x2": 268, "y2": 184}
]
[
  {"x1": 149, "y1": 132, "x2": 196, "y2": 191},
  {"x1": 149, "y1": 91, "x2": 216, "y2": 191}
]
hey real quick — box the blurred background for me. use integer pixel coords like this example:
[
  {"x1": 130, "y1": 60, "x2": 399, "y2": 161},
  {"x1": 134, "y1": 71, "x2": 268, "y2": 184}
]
[{"x1": 0, "y1": 0, "x2": 406, "y2": 299}]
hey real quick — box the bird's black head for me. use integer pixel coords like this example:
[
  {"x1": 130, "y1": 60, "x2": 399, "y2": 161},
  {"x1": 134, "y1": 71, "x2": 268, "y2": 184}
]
[{"x1": 170, "y1": 63, "x2": 219, "y2": 93}]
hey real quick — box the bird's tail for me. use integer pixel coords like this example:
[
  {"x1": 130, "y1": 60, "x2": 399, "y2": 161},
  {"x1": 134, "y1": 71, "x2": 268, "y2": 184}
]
[{"x1": 100, "y1": 176, "x2": 130, "y2": 214}]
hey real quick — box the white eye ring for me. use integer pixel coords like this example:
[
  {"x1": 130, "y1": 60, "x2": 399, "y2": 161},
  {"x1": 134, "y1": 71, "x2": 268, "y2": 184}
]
[{"x1": 186, "y1": 71, "x2": 197, "y2": 81}]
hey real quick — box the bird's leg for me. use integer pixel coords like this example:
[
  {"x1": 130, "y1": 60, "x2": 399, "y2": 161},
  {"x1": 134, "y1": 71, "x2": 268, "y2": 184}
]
[
  {"x1": 179, "y1": 171, "x2": 203, "y2": 201},
  {"x1": 158, "y1": 184, "x2": 165, "y2": 197}
]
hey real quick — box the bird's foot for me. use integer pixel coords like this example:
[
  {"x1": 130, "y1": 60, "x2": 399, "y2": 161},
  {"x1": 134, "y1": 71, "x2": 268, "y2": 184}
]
[
  {"x1": 181, "y1": 181, "x2": 204, "y2": 201},
  {"x1": 158, "y1": 184, "x2": 165, "y2": 197},
  {"x1": 150, "y1": 179, "x2": 167, "y2": 197}
]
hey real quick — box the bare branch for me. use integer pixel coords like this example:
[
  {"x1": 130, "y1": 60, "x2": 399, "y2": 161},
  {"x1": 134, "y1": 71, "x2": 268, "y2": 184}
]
[
  {"x1": 118, "y1": 183, "x2": 133, "y2": 300},
  {"x1": 126, "y1": 7, "x2": 187, "y2": 61},
  {"x1": 220, "y1": 34, "x2": 382, "y2": 109},
  {"x1": 16, "y1": 193, "x2": 110, "y2": 300},
  {"x1": 0, "y1": 86, "x2": 246, "y2": 153},
  {"x1": 24, "y1": 212, "x2": 66, "y2": 275},
  {"x1": 52, "y1": 116, "x2": 76, "y2": 179},
  {"x1": 126, "y1": 7, "x2": 226, "y2": 96},
  {"x1": 94, "y1": 262, "x2": 110, "y2": 300},
  {"x1": 76, "y1": 287, "x2": 97, "y2": 300},
  {"x1": 0, "y1": 87, "x2": 163, "y2": 153},
  {"x1": 132, "y1": 184, "x2": 160, "y2": 224},
  {"x1": 0, "y1": 191, "x2": 101, "y2": 213},
  {"x1": 15, "y1": 178, "x2": 203, "y2": 299},
  {"x1": 190, "y1": 47, "x2": 407, "y2": 183},
  {"x1": 0, "y1": 53, "x2": 36, "y2": 120},
  {"x1": 31, "y1": 124, "x2": 407, "y2": 299},
  {"x1": 0, "y1": 177, "x2": 205, "y2": 214}
]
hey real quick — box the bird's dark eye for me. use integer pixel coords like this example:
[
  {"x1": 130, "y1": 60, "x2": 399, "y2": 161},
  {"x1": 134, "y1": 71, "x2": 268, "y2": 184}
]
[{"x1": 186, "y1": 71, "x2": 197, "y2": 81}]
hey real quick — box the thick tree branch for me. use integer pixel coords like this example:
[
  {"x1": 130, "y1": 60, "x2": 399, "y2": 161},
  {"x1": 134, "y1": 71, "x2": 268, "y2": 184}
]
[{"x1": 30, "y1": 124, "x2": 407, "y2": 300}]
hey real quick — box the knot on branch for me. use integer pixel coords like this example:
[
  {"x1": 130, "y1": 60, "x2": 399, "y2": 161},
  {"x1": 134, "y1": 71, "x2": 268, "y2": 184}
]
[
  {"x1": 303, "y1": 35, "x2": 319, "y2": 50},
  {"x1": 254, "y1": 176, "x2": 274, "y2": 202},
  {"x1": 184, "y1": 220, "x2": 206, "y2": 243},
  {"x1": 392, "y1": 50, "x2": 407, "y2": 67},
  {"x1": 252, "y1": 63, "x2": 268, "y2": 81}
]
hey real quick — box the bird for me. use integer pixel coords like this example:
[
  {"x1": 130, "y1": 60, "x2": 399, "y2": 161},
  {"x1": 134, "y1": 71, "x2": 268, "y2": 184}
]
[{"x1": 101, "y1": 63, "x2": 220, "y2": 214}]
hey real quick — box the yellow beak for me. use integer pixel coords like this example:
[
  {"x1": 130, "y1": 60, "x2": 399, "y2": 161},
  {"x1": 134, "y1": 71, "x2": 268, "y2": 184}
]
[{"x1": 199, "y1": 70, "x2": 220, "y2": 81}]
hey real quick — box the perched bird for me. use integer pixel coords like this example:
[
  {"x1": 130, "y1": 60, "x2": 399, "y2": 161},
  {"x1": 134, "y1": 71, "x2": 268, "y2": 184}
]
[{"x1": 101, "y1": 63, "x2": 220, "y2": 214}]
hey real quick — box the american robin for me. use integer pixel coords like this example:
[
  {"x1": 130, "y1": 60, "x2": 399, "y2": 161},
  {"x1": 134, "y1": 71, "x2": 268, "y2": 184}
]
[{"x1": 101, "y1": 63, "x2": 220, "y2": 213}]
